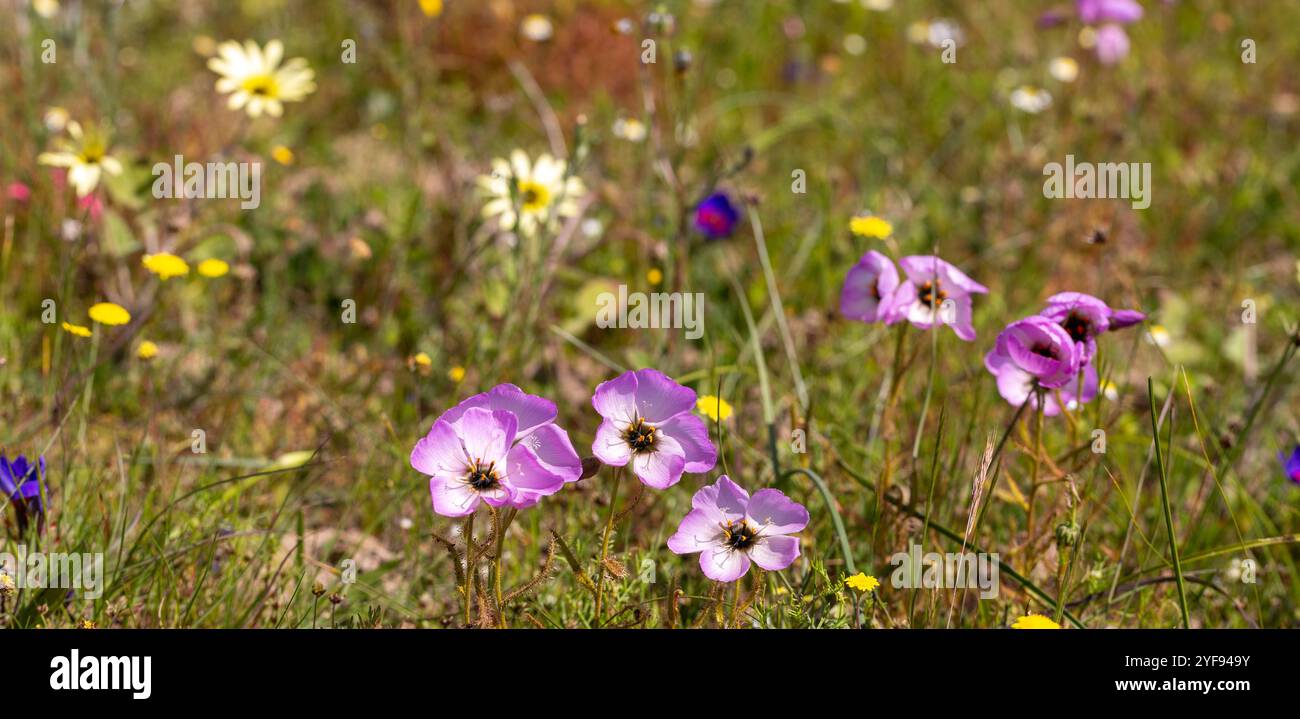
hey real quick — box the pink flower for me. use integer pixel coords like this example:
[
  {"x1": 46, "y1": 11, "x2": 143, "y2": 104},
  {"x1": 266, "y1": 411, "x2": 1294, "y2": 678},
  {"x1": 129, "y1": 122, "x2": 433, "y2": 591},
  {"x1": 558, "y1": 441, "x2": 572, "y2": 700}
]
[
  {"x1": 1039, "y1": 291, "x2": 1145, "y2": 364},
  {"x1": 667, "y1": 475, "x2": 809, "y2": 582},
  {"x1": 77, "y1": 193, "x2": 104, "y2": 221},
  {"x1": 6, "y1": 182, "x2": 31, "y2": 203},
  {"x1": 984, "y1": 315, "x2": 1090, "y2": 416},
  {"x1": 1094, "y1": 24, "x2": 1131, "y2": 64},
  {"x1": 885, "y1": 255, "x2": 988, "y2": 341},
  {"x1": 1077, "y1": 0, "x2": 1143, "y2": 24},
  {"x1": 411, "y1": 384, "x2": 583, "y2": 517},
  {"x1": 591, "y1": 368, "x2": 717, "y2": 488},
  {"x1": 840, "y1": 250, "x2": 900, "y2": 324}
]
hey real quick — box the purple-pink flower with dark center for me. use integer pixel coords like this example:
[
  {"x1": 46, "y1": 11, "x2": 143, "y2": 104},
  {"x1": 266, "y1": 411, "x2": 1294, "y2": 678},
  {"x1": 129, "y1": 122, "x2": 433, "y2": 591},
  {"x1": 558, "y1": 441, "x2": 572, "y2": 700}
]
[
  {"x1": 1039, "y1": 291, "x2": 1145, "y2": 364},
  {"x1": 411, "y1": 384, "x2": 583, "y2": 517},
  {"x1": 885, "y1": 255, "x2": 988, "y2": 341},
  {"x1": 591, "y1": 368, "x2": 717, "y2": 489},
  {"x1": 667, "y1": 475, "x2": 808, "y2": 582},
  {"x1": 840, "y1": 250, "x2": 901, "y2": 324},
  {"x1": 693, "y1": 192, "x2": 740, "y2": 240},
  {"x1": 1280, "y1": 445, "x2": 1300, "y2": 485},
  {"x1": 0, "y1": 453, "x2": 45, "y2": 534},
  {"x1": 984, "y1": 315, "x2": 1087, "y2": 416}
]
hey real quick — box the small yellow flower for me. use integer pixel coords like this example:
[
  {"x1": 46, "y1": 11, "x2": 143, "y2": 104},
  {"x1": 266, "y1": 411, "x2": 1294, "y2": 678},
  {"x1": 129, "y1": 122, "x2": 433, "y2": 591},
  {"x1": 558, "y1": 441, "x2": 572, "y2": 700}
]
[
  {"x1": 1049, "y1": 56, "x2": 1079, "y2": 83},
  {"x1": 88, "y1": 302, "x2": 131, "y2": 326},
  {"x1": 849, "y1": 214, "x2": 893, "y2": 240},
  {"x1": 62, "y1": 322, "x2": 92, "y2": 338},
  {"x1": 448, "y1": 365, "x2": 467, "y2": 383},
  {"x1": 647, "y1": 268, "x2": 664, "y2": 286},
  {"x1": 137, "y1": 340, "x2": 159, "y2": 360},
  {"x1": 142, "y1": 252, "x2": 190, "y2": 280},
  {"x1": 271, "y1": 145, "x2": 295, "y2": 165},
  {"x1": 419, "y1": 0, "x2": 443, "y2": 17},
  {"x1": 0, "y1": 571, "x2": 15, "y2": 595},
  {"x1": 845, "y1": 573, "x2": 880, "y2": 594},
  {"x1": 413, "y1": 352, "x2": 432, "y2": 367},
  {"x1": 1011, "y1": 614, "x2": 1061, "y2": 629},
  {"x1": 1146, "y1": 325, "x2": 1171, "y2": 347},
  {"x1": 80, "y1": 619, "x2": 97, "y2": 629},
  {"x1": 197, "y1": 258, "x2": 230, "y2": 278},
  {"x1": 696, "y1": 395, "x2": 733, "y2": 422}
]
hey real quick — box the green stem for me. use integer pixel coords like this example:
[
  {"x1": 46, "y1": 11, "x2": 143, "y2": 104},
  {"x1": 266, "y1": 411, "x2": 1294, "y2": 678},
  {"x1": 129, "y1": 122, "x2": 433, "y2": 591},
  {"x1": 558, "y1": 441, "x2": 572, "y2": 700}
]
[
  {"x1": 1148, "y1": 377, "x2": 1190, "y2": 628},
  {"x1": 593, "y1": 468, "x2": 623, "y2": 625},
  {"x1": 462, "y1": 513, "x2": 475, "y2": 627}
]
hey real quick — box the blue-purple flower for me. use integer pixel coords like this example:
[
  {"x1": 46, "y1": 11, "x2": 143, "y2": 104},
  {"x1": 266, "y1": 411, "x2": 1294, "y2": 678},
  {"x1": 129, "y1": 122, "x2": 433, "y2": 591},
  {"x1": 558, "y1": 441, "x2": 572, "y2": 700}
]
[
  {"x1": 693, "y1": 192, "x2": 740, "y2": 240},
  {"x1": 1, "y1": 453, "x2": 45, "y2": 534},
  {"x1": 1280, "y1": 445, "x2": 1300, "y2": 485}
]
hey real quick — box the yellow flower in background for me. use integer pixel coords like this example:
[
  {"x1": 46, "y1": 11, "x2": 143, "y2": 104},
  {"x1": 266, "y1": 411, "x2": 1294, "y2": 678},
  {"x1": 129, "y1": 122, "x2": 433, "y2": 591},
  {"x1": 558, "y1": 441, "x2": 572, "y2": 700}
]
[
  {"x1": 33, "y1": 0, "x2": 59, "y2": 19},
  {"x1": 647, "y1": 268, "x2": 663, "y2": 286},
  {"x1": 37, "y1": 121, "x2": 123, "y2": 197},
  {"x1": 419, "y1": 0, "x2": 443, "y2": 17},
  {"x1": 413, "y1": 352, "x2": 432, "y2": 367},
  {"x1": 61, "y1": 322, "x2": 91, "y2": 338},
  {"x1": 207, "y1": 39, "x2": 316, "y2": 118},
  {"x1": 696, "y1": 395, "x2": 733, "y2": 422},
  {"x1": 80, "y1": 619, "x2": 96, "y2": 629},
  {"x1": 845, "y1": 573, "x2": 880, "y2": 594},
  {"x1": 448, "y1": 365, "x2": 466, "y2": 383},
  {"x1": 88, "y1": 302, "x2": 130, "y2": 326},
  {"x1": 271, "y1": 145, "x2": 295, "y2": 165},
  {"x1": 1011, "y1": 614, "x2": 1061, "y2": 629},
  {"x1": 197, "y1": 258, "x2": 230, "y2": 278},
  {"x1": 137, "y1": 340, "x2": 159, "y2": 360},
  {"x1": 1146, "y1": 325, "x2": 1171, "y2": 347},
  {"x1": 142, "y1": 252, "x2": 190, "y2": 280},
  {"x1": 849, "y1": 214, "x2": 893, "y2": 240}
]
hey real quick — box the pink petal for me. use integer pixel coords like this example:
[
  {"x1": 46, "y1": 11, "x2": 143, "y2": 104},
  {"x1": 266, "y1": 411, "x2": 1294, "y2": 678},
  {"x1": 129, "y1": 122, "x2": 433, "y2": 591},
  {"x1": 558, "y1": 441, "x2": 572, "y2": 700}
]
[
  {"x1": 691, "y1": 475, "x2": 750, "y2": 524},
  {"x1": 666, "y1": 509, "x2": 721, "y2": 554},
  {"x1": 592, "y1": 418, "x2": 632, "y2": 467},
  {"x1": 440, "y1": 383, "x2": 558, "y2": 437},
  {"x1": 430, "y1": 475, "x2": 480, "y2": 517},
  {"x1": 448, "y1": 407, "x2": 516, "y2": 464},
  {"x1": 748, "y1": 535, "x2": 800, "y2": 571},
  {"x1": 745, "y1": 489, "x2": 809, "y2": 535},
  {"x1": 518, "y1": 423, "x2": 582, "y2": 483},
  {"x1": 630, "y1": 439, "x2": 687, "y2": 489},
  {"x1": 504, "y1": 443, "x2": 566, "y2": 506},
  {"x1": 631, "y1": 368, "x2": 696, "y2": 423},
  {"x1": 659, "y1": 414, "x2": 717, "y2": 473},
  {"x1": 699, "y1": 545, "x2": 751, "y2": 582},
  {"x1": 410, "y1": 420, "x2": 467, "y2": 476},
  {"x1": 592, "y1": 371, "x2": 639, "y2": 424}
]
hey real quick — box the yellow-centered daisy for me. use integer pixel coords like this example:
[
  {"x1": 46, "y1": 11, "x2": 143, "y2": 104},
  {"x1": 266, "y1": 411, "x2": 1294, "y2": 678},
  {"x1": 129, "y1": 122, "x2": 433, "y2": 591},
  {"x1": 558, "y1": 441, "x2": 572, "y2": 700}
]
[
  {"x1": 207, "y1": 40, "x2": 316, "y2": 118},
  {"x1": 37, "y1": 121, "x2": 123, "y2": 198}
]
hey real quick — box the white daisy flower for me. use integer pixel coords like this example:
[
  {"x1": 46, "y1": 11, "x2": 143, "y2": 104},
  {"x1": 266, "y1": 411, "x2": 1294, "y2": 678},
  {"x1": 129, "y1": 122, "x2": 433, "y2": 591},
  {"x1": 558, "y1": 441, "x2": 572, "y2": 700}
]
[
  {"x1": 37, "y1": 121, "x2": 123, "y2": 197},
  {"x1": 1009, "y1": 85, "x2": 1053, "y2": 114},
  {"x1": 612, "y1": 117, "x2": 647, "y2": 142},
  {"x1": 207, "y1": 39, "x2": 315, "y2": 118},
  {"x1": 478, "y1": 150, "x2": 586, "y2": 236}
]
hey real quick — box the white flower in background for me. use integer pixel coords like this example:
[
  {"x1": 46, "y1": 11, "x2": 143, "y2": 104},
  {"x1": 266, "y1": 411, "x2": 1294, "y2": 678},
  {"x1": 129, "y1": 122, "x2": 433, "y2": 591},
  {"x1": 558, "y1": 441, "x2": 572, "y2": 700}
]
[
  {"x1": 207, "y1": 39, "x2": 315, "y2": 118},
  {"x1": 1145, "y1": 325, "x2": 1171, "y2": 347},
  {"x1": 43, "y1": 106, "x2": 69, "y2": 132},
  {"x1": 32, "y1": 0, "x2": 59, "y2": 18},
  {"x1": 478, "y1": 150, "x2": 586, "y2": 236},
  {"x1": 862, "y1": 0, "x2": 894, "y2": 10},
  {"x1": 520, "y1": 14, "x2": 554, "y2": 42},
  {"x1": 927, "y1": 19, "x2": 965, "y2": 48},
  {"x1": 37, "y1": 121, "x2": 123, "y2": 197},
  {"x1": 612, "y1": 117, "x2": 647, "y2": 142},
  {"x1": 843, "y1": 34, "x2": 867, "y2": 56},
  {"x1": 1009, "y1": 85, "x2": 1053, "y2": 114},
  {"x1": 1049, "y1": 56, "x2": 1079, "y2": 83}
]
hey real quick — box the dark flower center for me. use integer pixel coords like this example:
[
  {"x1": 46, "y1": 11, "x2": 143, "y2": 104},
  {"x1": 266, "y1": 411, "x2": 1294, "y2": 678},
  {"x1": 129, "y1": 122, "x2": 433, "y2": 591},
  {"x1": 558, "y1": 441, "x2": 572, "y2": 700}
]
[
  {"x1": 465, "y1": 460, "x2": 500, "y2": 491},
  {"x1": 918, "y1": 280, "x2": 946, "y2": 309},
  {"x1": 721, "y1": 520, "x2": 758, "y2": 550},
  {"x1": 1062, "y1": 312, "x2": 1092, "y2": 343},
  {"x1": 1030, "y1": 343, "x2": 1058, "y2": 359},
  {"x1": 622, "y1": 417, "x2": 658, "y2": 454}
]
